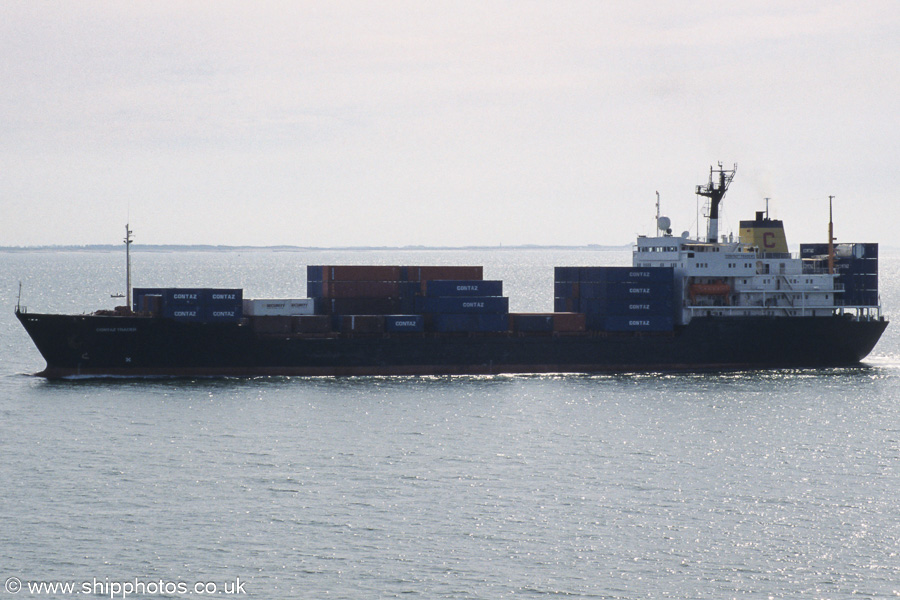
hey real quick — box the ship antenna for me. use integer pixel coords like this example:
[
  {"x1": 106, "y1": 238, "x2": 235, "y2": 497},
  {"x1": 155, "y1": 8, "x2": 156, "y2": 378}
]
[
  {"x1": 655, "y1": 191, "x2": 660, "y2": 236},
  {"x1": 828, "y1": 196, "x2": 835, "y2": 275},
  {"x1": 696, "y1": 162, "x2": 737, "y2": 243},
  {"x1": 124, "y1": 224, "x2": 134, "y2": 311},
  {"x1": 16, "y1": 281, "x2": 22, "y2": 314}
]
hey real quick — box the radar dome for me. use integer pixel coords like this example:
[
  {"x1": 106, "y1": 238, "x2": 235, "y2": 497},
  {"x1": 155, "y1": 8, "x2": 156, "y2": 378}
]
[{"x1": 657, "y1": 216, "x2": 671, "y2": 231}]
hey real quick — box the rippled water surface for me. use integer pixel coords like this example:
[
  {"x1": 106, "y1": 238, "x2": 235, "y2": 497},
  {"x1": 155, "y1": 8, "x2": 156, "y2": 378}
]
[{"x1": 2, "y1": 249, "x2": 900, "y2": 598}]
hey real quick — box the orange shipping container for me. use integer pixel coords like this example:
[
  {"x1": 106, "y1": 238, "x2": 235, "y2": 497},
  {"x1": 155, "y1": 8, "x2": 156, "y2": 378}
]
[{"x1": 553, "y1": 312, "x2": 587, "y2": 333}]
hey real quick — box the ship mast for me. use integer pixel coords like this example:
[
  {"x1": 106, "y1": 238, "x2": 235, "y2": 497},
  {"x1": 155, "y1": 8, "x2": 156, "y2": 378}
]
[
  {"x1": 124, "y1": 224, "x2": 134, "y2": 311},
  {"x1": 696, "y1": 162, "x2": 737, "y2": 243},
  {"x1": 828, "y1": 196, "x2": 835, "y2": 275}
]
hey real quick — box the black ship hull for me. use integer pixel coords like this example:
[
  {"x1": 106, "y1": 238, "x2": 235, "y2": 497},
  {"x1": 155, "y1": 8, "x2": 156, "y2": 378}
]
[{"x1": 16, "y1": 311, "x2": 889, "y2": 379}]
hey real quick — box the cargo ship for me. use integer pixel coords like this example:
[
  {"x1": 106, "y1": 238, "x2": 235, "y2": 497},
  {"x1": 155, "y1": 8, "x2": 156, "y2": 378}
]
[{"x1": 16, "y1": 164, "x2": 888, "y2": 378}]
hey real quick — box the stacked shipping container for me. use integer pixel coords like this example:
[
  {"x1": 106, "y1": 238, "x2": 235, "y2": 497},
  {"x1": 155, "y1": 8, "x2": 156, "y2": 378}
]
[
  {"x1": 554, "y1": 267, "x2": 675, "y2": 332},
  {"x1": 135, "y1": 266, "x2": 677, "y2": 336},
  {"x1": 509, "y1": 313, "x2": 587, "y2": 333},
  {"x1": 306, "y1": 265, "x2": 510, "y2": 333},
  {"x1": 133, "y1": 288, "x2": 243, "y2": 322},
  {"x1": 418, "y1": 278, "x2": 508, "y2": 332},
  {"x1": 800, "y1": 243, "x2": 879, "y2": 307}
]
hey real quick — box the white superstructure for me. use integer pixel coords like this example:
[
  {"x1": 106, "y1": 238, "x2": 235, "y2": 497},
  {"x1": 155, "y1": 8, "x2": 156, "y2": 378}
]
[
  {"x1": 634, "y1": 233, "x2": 841, "y2": 324},
  {"x1": 634, "y1": 164, "x2": 881, "y2": 326}
]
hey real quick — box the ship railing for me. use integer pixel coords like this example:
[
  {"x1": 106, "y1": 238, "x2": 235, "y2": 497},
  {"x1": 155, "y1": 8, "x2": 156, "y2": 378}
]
[
  {"x1": 686, "y1": 305, "x2": 826, "y2": 317},
  {"x1": 836, "y1": 304, "x2": 884, "y2": 320},
  {"x1": 687, "y1": 303, "x2": 883, "y2": 320}
]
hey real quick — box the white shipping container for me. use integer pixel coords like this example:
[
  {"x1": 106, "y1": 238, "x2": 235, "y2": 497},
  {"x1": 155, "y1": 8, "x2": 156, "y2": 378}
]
[{"x1": 243, "y1": 298, "x2": 316, "y2": 316}]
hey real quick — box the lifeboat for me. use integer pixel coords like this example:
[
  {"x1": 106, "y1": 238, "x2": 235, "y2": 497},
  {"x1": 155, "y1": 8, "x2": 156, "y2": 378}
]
[{"x1": 690, "y1": 281, "x2": 731, "y2": 304}]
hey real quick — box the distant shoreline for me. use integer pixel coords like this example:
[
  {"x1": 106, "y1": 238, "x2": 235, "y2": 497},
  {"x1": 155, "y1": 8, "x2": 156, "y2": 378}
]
[{"x1": 0, "y1": 244, "x2": 633, "y2": 253}]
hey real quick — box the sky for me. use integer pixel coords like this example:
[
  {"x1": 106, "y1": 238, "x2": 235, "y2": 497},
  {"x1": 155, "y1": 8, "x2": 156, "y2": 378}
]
[{"x1": 1, "y1": 1, "x2": 898, "y2": 248}]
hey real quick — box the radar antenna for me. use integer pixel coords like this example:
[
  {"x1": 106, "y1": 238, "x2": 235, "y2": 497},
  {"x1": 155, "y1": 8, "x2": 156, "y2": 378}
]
[{"x1": 696, "y1": 162, "x2": 737, "y2": 243}]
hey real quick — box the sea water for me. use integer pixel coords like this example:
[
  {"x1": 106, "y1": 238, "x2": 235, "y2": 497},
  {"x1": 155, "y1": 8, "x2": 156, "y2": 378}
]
[{"x1": 2, "y1": 248, "x2": 900, "y2": 599}]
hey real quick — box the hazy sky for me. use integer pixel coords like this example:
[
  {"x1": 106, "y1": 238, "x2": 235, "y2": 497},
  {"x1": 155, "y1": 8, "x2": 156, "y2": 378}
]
[{"x1": 2, "y1": 1, "x2": 898, "y2": 247}]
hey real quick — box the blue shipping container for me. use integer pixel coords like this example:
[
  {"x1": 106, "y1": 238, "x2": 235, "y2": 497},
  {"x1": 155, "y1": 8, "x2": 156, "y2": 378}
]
[
  {"x1": 801, "y1": 243, "x2": 879, "y2": 260},
  {"x1": 206, "y1": 289, "x2": 243, "y2": 305},
  {"x1": 415, "y1": 296, "x2": 509, "y2": 314},
  {"x1": 432, "y1": 313, "x2": 510, "y2": 333},
  {"x1": 577, "y1": 281, "x2": 674, "y2": 303},
  {"x1": 554, "y1": 298, "x2": 575, "y2": 313},
  {"x1": 577, "y1": 266, "x2": 674, "y2": 284},
  {"x1": 168, "y1": 289, "x2": 205, "y2": 305},
  {"x1": 384, "y1": 314, "x2": 425, "y2": 332},
  {"x1": 579, "y1": 296, "x2": 673, "y2": 315},
  {"x1": 135, "y1": 288, "x2": 243, "y2": 320},
  {"x1": 163, "y1": 305, "x2": 203, "y2": 321},
  {"x1": 554, "y1": 267, "x2": 579, "y2": 283},
  {"x1": 202, "y1": 305, "x2": 242, "y2": 321},
  {"x1": 602, "y1": 316, "x2": 674, "y2": 332},
  {"x1": 554, "y1": 282, "x2": 578, "y2": 298},
  {"x1": 307, "y1": 280, "x2": 324, "y2": 298},
  {"x1": 424, "y1": 280, "x2": 503, "y2": 297},
  {"x1": 307, "y1": 265, "x2": 324, "y2": 281},
  {"x1": 584, "y1": 312, "x2": 605, "y2": 331},
  {"x1": 401, "y1": 281, "x2": 422, "y2": 298},
  {"x1": 135, "y1": 288, "x2": 243, "y2": 306}
]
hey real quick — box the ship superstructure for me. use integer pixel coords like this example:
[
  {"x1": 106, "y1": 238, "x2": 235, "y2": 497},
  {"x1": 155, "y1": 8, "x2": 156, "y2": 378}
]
[{"x1": 634, "y1": 164, "x2": 880, "y2": 325}]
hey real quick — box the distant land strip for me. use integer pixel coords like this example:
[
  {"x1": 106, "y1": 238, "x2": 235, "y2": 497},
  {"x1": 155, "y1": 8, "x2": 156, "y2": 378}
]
[{"x1": 0, "y1": 244, "x2": 633, "y2": 253}]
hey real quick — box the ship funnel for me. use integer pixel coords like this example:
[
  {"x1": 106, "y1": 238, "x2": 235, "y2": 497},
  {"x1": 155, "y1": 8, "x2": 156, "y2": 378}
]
[{"x1": 739, "y1": 210, "x2": 788, "y2": 253}]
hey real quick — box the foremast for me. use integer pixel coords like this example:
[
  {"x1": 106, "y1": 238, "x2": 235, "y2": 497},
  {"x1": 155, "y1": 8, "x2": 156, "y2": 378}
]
[{"x1": 125, "y1": 224, "x2": 134, "y2": 311}]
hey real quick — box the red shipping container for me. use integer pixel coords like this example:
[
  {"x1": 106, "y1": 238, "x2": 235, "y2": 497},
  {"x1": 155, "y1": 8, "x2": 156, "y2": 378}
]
[
  {"x1": 407, "y1": 266, "x2": 483, "y2": 282},
  {"x1": 325, "y1": 265, "x2": 402, "y2": 282},
  {"x1": 292, "y1": 315, "x2": 333, "y2": 334},
  {"x1": 324, "y1": 280, "x2": 401, "y2": 298},
  {"x1": 322, "y1": 297, "x2": 403, "y2": 315},
  {"x1": 251, "y1": 316, "x2": 292, "y2": 334}
]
